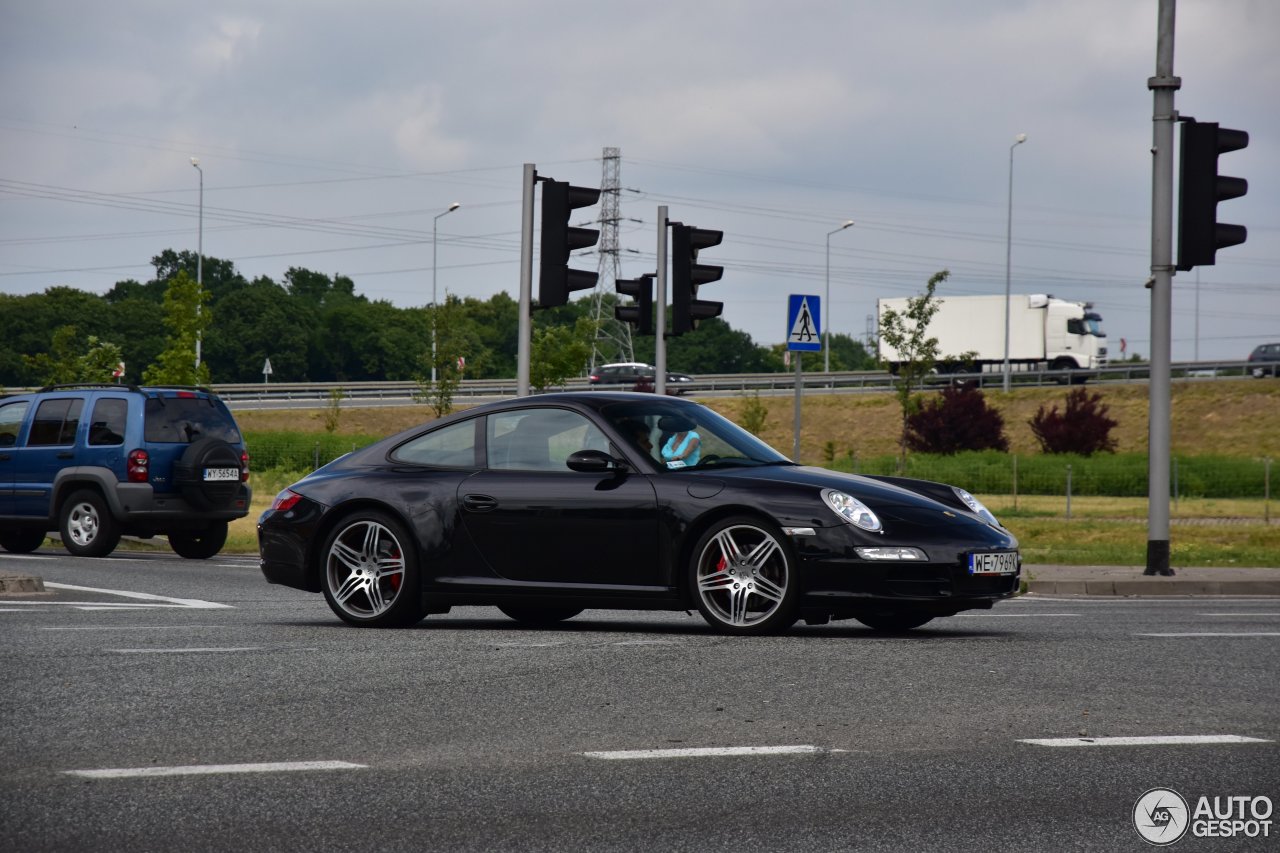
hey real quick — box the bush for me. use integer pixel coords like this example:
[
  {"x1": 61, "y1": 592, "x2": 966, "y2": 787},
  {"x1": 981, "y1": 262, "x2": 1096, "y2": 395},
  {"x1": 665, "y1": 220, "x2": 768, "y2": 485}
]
[
  {"x1": 1029, "y1": 388, "x2": 1118, "y2": 455},
  {"x1": 905, "y1": 381, "x2": 1008, "y2": 454}
]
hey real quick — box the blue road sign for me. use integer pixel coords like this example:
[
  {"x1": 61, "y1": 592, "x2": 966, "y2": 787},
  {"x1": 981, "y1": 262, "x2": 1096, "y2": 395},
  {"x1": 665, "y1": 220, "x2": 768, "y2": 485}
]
[{"x1": 787, "y1": 294, "x2": 821, "y2": 352}]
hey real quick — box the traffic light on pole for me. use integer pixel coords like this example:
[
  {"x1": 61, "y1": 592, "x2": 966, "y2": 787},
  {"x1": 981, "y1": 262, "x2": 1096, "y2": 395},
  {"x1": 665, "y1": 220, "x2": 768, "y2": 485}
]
[
  {"x1": 539, "y1": 179, "x2": 601, "y2": 307},
  {"x1": 1177, "y1": 120, "x2": 1248, "y2": 271},
  {"x1": 615, "y1": 274, "x2": 654, "y2": 336},
  {"x1": 670, "y1": 224, "x2": 724, "y2": 336}
]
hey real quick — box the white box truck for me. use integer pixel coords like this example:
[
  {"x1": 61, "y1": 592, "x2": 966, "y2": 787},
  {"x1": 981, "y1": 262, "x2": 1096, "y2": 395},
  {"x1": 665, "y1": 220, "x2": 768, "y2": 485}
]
[{"x1": 877, "y1": 293, "x2": 1107, "y2": 375}]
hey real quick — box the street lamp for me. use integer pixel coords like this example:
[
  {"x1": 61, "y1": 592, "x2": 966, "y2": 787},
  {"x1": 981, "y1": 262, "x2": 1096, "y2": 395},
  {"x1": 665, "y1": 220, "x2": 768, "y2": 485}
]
[
  {"x1": 431, "y1": 202, "x2": 461, "y2": 383},
  {"x1": 191, "y1": 157, "x2": 204, "y2": 371},
  {"x1": 824, "y1": 219, "x2": 855, "y2": 373},
  {"x1": 1003, "y1": 133, "x2": 1027, "y2": 393}
]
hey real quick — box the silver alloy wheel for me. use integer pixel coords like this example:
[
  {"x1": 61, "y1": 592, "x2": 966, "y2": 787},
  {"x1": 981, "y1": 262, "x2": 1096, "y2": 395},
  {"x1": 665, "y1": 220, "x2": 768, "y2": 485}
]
[
  {"x1": 324, "y1": 519, "x2": 407, "y2": 619},
  {"x1": 65, "y1": 500, "x2": 101, "y2": 548},
  {"x1": 695, "y1": 523, "x2": 789, "y2": 628}
]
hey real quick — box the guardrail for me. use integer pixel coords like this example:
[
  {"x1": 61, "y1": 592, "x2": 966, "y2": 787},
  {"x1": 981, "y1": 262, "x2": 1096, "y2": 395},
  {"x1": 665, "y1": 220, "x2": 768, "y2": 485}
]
[{"x1": 4, "y1": 361, "x2": 1268, "y2": 410}]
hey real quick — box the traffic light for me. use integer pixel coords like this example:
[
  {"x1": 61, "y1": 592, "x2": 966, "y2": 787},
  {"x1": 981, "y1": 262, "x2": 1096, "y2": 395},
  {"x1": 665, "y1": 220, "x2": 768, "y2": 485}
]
[
  {"x1": 615, "y1": 274, "x2": 654, "y2": 336},
  {"x1": 539, "y1": 179, "x2": 601, "y2": 307},
  {"x1": 1177, "y1": 120, "x2": 1248, "y2": 271},
  {"x1": 670, "y1": 223, "x2": 723, "y2": 336}
]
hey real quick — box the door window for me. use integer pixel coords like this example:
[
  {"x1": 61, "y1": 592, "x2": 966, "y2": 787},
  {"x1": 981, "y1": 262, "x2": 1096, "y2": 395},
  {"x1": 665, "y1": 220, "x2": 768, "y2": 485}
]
[
  {"x1": 486, "y1": 409, "x2": 608, "y2": 472},
  {"x1": 0, "y1": 400, "x2": 29, "y2": 447},
  {"x1": 88, "y1": 398, "x2": 128, "y2": 446},
  {"x1": 28, "y1": 398, "x2": 84, "y2": 446}
]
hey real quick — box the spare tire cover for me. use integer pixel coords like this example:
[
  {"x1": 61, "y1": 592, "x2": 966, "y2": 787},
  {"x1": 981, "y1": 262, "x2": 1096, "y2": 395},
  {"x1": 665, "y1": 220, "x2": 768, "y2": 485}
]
[{"x1": 173, "y1": 438, "x2": 241, "y2": 510}]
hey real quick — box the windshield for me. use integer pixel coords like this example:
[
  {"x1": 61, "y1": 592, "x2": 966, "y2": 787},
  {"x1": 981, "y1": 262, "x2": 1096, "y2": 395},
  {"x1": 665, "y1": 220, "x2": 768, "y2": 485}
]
[
  {"x1": 600, "y1": 400, "x2": 789, "y2": 471},
  {"x1": 1083, "y1": 314, "x2": 1105, "y2": 336}
]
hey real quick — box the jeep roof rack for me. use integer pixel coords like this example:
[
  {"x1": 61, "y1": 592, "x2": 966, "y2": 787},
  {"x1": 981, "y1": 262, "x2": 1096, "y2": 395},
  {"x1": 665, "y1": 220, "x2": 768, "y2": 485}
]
[{"x1": 37, "y1": 383, "x2": 142, "y2": 393}]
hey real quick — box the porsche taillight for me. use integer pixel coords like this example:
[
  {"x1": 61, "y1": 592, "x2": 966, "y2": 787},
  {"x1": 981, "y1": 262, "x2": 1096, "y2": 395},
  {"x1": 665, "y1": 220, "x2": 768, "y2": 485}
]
[{"x1": 127, "y1": 449, "x2": 149, "y2": 483}]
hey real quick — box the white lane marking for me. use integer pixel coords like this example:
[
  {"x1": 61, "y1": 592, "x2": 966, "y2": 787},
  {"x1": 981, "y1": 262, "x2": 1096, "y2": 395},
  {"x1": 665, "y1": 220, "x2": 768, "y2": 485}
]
[
  {"x1": 1198, "y1": 613, "x2": 1280, "y2": 617},
  {"x1": 43, "y1": 583, "x2": 232, "y2": 609},
  {"x1": 108, "y1": 647, "x2": 266, "y2": 654},
  {"x1": 1136, "y1": 632, "x2": 1280, "y2": 637},
  {"x1": 1018, "y1": 596, "x2": 1277, "y2": 605},
  {"x1": 1020, "y1": 735, "x2": 1271, "y2": 747},
  {"x1": 962, "y1": 613, "x2": 1081, "y2": 617},
  {"x1": 583, "y1": 745, "x2": 835, "y2": 760},
  {"x1": 40, "y1": 625, "x2": 228, "y2": 631},
  {"x1": 64, "y1": 761, "x2": 366, "y2": 779}
]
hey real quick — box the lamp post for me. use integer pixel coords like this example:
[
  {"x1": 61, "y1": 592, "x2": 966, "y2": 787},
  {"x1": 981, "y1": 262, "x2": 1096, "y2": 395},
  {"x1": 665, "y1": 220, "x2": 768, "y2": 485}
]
[
  {"x1": 1002, "y1": 133, "x2": 1027, "y2": 393},
  {"x1": 824, "y1": 219, "x2": 855, "y2": 373},
  {"x1": 190, "y1": 157, "x2": 204, "y2": 371},
  {"x1": 431, "y1": 202, "x2": 461, "y2": 383}
]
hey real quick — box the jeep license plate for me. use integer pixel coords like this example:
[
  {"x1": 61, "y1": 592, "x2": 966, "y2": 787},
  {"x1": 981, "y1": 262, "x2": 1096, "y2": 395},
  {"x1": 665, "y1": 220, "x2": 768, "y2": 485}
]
[
  {"x1": 968, "y1": 551, "x2": 1017, "y2": 575},
  {"x1": 203, "y1": 467, "x2": 240, "y2": 482}
]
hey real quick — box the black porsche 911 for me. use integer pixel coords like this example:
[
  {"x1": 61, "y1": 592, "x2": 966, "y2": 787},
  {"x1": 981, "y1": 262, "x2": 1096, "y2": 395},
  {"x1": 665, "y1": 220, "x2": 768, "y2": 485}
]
[{"x1": 258, "y1": 392, "x2": 1020, "y2": 634}]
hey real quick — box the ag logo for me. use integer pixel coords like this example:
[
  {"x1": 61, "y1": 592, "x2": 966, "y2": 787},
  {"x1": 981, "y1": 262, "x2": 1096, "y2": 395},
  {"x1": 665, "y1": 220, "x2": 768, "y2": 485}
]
[{"x1": 1134, "y1": 787, "x2": 1190, "y2": 845}]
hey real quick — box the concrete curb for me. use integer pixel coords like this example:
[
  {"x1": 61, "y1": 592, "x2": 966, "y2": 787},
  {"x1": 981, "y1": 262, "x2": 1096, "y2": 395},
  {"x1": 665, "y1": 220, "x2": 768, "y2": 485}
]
[
  {"x1": 0, "y1": 571, "x2": 47, "y2": 594},
  {"x1": 1026, "y1": 579, "x2": 1280, "y2": 596}
]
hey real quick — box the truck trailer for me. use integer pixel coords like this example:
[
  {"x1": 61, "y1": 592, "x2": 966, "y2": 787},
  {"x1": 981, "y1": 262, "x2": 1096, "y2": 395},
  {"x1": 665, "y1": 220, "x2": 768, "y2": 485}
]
[{"x1": 877, "y1": 293, "x2": 1107, "y2": 375}]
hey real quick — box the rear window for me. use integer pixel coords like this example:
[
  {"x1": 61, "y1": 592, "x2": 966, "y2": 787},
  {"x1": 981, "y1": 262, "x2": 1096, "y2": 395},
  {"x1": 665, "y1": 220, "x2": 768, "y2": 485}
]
[{"x1": 144, "y1": 397, "x2": 241, "y2": 444}]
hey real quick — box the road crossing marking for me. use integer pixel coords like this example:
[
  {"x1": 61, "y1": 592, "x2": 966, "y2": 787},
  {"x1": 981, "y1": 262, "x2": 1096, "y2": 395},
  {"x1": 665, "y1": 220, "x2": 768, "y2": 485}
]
[
  {"x1": 1019, "y1": 735, "x2": 1270, "y2": 747},
  {"x1": 43, "y1": 582, "x2": 232, "y2": 609},
  {"x1": 63, "y1": 761, "x2": 366, "y2": 779}
]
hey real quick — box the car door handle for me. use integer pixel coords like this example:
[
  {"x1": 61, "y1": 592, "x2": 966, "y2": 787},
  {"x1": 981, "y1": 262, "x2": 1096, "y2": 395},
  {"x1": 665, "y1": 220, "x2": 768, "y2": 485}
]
[
  {"x1": 461, "y1": 494, "x2": 498, "y2": 513},
  {"x1": 56, "y1": 452, "x2": 74, "y2": 459},
  {"x1": 0, "y1": 453, "x2": 9, "y2": 461}
]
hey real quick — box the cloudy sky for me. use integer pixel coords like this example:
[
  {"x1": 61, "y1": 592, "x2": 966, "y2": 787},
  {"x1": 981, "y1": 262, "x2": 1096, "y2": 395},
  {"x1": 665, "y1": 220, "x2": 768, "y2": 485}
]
[{"x1": 2, "y1": 0, "x2": 1277, "y2": 365}]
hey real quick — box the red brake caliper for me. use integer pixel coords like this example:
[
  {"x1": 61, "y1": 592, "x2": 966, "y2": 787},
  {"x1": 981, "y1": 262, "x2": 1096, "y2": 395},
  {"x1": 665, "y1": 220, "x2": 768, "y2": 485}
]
[{"x1": 388, "y1": 548, "x2": 402, "y2": 591}]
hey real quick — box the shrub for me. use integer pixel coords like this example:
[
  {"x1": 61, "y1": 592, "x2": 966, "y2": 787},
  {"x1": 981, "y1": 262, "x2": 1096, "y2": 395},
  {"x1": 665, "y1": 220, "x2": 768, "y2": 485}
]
[
  {"x1": 905, "y1": 381, "x2": 1008, "y2": 455},
  {"x1": 739, "y1": 390, "x2": 768, "y2": 436},
  {"x1": 1029, "y1": 388, "x2": 1118, "y2": 455}
]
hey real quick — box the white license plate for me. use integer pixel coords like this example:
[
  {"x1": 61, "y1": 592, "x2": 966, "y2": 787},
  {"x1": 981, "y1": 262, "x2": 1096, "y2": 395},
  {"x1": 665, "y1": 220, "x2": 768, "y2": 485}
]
[
  {"x1": 203, "y1": 467, "x2": 240, "y2": 482},
  {"x1": 968, "y1": 551, "x2": 1018, "y2": 575}
]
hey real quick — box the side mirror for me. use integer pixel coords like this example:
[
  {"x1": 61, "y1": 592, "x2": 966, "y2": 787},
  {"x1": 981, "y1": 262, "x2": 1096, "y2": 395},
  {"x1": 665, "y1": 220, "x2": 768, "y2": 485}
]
[{"x1": 566, "y1": 449, "x2": 623, "y2": 473}]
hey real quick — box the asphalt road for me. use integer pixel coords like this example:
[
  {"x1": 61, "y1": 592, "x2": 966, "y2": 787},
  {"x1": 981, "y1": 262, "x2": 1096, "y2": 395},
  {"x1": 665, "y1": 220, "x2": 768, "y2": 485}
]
[{"x1": 2, "y1": 551, "x2": 1277, "y2": 852}]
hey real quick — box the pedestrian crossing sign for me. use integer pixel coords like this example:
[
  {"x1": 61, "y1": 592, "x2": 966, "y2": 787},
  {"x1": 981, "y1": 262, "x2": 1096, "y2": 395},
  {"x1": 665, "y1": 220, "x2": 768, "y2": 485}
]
[{"x1": 787, "y1": 295, "x2": 821, "y2": 351}]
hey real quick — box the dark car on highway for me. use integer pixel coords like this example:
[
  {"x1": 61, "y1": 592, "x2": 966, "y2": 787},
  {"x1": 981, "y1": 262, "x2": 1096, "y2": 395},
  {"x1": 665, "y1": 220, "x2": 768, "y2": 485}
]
[
  {"x1": 588, "y1": 362, "x2": 694, "y2": 391},
  {"x1": 258, "y1": 393, "x2": 1019, "y2": 634},
  {"x1": 1247, "y1": 342, "x2": 1279, "y2": 378}
]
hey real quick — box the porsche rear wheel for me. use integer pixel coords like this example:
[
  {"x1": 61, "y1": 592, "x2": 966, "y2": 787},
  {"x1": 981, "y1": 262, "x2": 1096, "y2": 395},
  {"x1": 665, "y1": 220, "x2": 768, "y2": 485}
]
[
  {"x1": 321, "y1": 512, "x2": 423, "y2": 628},
  {"x1": 690, "y1": 517, "x2": 797, "y2": 635}
]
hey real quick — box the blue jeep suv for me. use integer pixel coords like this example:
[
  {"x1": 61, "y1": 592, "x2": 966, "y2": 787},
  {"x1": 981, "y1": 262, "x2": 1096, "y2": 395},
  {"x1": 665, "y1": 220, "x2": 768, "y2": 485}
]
[{"x1": 0, "y1": 384, "x2": 251, "y2": 558}]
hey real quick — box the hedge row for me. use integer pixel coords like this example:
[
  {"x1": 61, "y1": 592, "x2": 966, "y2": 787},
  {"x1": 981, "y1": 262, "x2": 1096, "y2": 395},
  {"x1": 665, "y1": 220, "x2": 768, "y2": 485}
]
[{"x1": 243, "y1": 431, "x2": 1275, "y2": 500}]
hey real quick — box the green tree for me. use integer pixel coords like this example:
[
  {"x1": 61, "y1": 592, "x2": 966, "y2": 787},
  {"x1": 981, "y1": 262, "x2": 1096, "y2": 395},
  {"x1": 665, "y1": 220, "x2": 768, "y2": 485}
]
[
  {"x1": 22, "y1": 326, "x2": 125, "y2": 386},
  {"x1": 204, "y1": 278, "x2": 314, "y2": 382},
  {"x1": 530, "y1": 317, "x2": 596, "y2": 392},
  {"x1": 143, "y1": 270, "x2": 211, "y2": 386},
  {"x1": 418, "y1": 297, "x2": 474, "y2": 417},
  {"x1": 878, "y1": 270, "x2": 948, "y2": 467}
]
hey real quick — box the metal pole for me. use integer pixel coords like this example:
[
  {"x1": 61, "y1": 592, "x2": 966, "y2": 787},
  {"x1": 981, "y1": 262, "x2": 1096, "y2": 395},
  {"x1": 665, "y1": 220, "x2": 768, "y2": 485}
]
[
  {"x1": 1145, "y1": 0, "x2": 1179, "y2": 576},
  {"x1": 824, "y1": 221, "x2": 854, "y2": 374},
  {"x1": 191, "y1": 159, "x2": 203, "y2": 371},
  {"x1": 431, "y1": 202, "x2": 460, "y2": 385},
  {"x1": 517, "y1": 164, "x2": 535, "y2": 397},
  {"x1": 793, "y1": 353, "x2": 802, "y2": 461},
  {"x1": 655, "y1": 206, "x2": 669, "y2": 397},
  {"x1": 1003, "y1": 135, "x2": 1026, "y2": 393}
]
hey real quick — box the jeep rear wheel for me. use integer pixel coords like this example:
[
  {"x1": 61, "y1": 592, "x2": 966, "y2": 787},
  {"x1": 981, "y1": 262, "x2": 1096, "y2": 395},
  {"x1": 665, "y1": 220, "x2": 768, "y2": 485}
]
[
  {"x1": 60, "y1": 490, "x2": 121, "y2": 558},
  {"x1": 0, "y1": 528, "x2": 47, "y2": 554},
  {"x1": 169, "y1": 522, "x2": 229, "y2": 559}
]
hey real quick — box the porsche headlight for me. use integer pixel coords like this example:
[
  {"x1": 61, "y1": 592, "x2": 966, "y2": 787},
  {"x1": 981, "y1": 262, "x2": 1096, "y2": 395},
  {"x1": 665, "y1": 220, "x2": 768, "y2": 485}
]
[
  {"x1": 823, "y1": 489, "x2": 882, "y2": 532},
  {"x1": 953, "y1": 487, "x2": 1003, "y2": 529}
]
